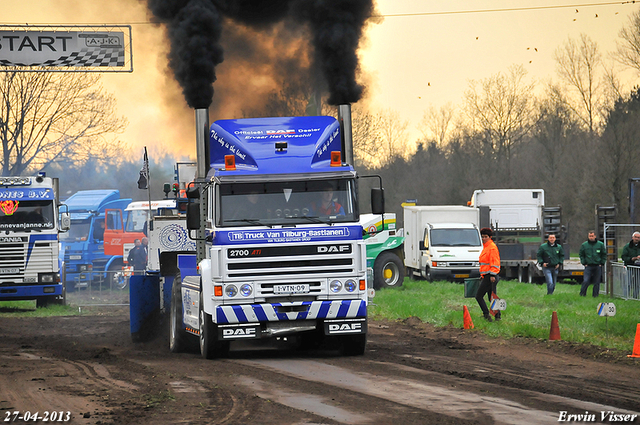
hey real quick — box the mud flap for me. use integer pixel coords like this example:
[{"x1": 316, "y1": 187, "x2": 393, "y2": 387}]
[
  {"x1": 324, "y1": 318, "x2": 367, "y2": 335},
  {"x1": 130, "y1": 274, "x2": 161, "y2": 342},
  {"x1": 218, "y1": 323, "x2": 261, "y2": 340}
]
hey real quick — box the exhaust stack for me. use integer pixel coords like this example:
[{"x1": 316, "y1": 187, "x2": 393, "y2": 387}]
[
  {"x1": 195, "y1": 108, "x2": 210, "y2": 180},
  {"x1": 338, "y1": 104, "x2": 353, "y2": 166}
]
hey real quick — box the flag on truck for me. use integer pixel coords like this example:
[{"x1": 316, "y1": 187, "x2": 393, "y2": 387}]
[{"x1": 137, "y1": 147, "x2": 149, "y2": 190}]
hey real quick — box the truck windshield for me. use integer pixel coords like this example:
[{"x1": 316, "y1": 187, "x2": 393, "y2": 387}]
[
  {"x1": 217, "y1": 178, "x2": 357, "y2": 227},
  {"x1": 59, "y1": 219, "x2": 91, "y2": 241},
  {"x1": 0, "y1": 200, "x2": 55, "y2": 231},
  {"x1": 125, "y1": 210, "x2": 149, "y2": 233},
  {"x1": 431, "y1": 229, "x2": 481, "y2": 247}
]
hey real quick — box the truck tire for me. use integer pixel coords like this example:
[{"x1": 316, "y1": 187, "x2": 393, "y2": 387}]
[
  {"x1": 518, "y1": 266, "x2": 528, "y2": 283},
  {"x1": 373, "y1": 252, "x2": 404, "y2": 289},
  {"x1": 341, "y1": 334, "x2": 366, "y2": 356},
  {"x1": 199, "y1": 292, "x2": 229, "y2": 359},
  {"x1": 169, "y1": 274, "x2": 194, "y2": 353},
  {"x1": 107, "y1": 260, "x2": 125, "y2": 289}
]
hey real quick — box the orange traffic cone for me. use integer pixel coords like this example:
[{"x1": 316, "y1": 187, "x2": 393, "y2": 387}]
[
  {"x1": 549, "y1": 311, "x2": 561, "y2": 341},
  {"x1": 463, "y1": 305, "x2": 474, "y2": 329},
  {"x1": 628, "y1": 323, "x2": 640, "y2": 358}
]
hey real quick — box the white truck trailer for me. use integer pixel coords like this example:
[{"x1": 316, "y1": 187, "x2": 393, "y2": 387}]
[
  {"x1": 469, "y1": 189, "x2": 584, "y2": 282},
  {"x1": 403, "y1": 205, "x2": 482, "y2": 281}
]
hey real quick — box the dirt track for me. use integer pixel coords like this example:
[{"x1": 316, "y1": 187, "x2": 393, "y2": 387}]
[{"x1": 1, "y1": 309, "x2": 639, "y2": 424}]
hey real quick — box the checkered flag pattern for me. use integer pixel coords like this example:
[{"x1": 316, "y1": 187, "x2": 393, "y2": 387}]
[{"x1": 0, "y1": 48, "x2": 125, "y2": 68}]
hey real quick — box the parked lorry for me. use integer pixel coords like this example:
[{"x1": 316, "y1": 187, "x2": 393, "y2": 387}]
[
  {"x1": 360, "y1": 213, "x2": 405, "y2": 289},
  {"x1": 0, "y1": 174, "x2": 70, "y2": 307},
  {"x1": 58, "y1": 190, "x2": 132, "y2": 290},
  {"x1": 403, "y1": 205, "x2": 482, "y2": 281},
  {"x1": 131, "y1": 110, "x2": 383, "y2": 358},
  {"x1": 469, "y1": 189, "x2": 583, "y2": 282}
]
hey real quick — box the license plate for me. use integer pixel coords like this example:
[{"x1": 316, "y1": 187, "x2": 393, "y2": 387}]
[
  {"x1": 0, "y1": 268, "x2": 19, "y2": 274},
  {"x1": 273, "y1": 284, "x2": 309, "y2": 294},
  {"x1": 572, "y1": 271, "x2": 584, "y2": 276},
  {"x1": 454, "y1": 274, "x2": 470, "y2": 278}
]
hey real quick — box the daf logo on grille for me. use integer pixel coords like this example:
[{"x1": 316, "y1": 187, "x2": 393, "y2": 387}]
[{"x1": 317, "y1": 245, "x2": 351, "y2": 253}]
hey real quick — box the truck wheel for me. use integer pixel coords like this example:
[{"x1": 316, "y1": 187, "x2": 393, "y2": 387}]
[
  {"x1": 518, "y1": 266, "x2": 528, "y2": 283},
  {"x1": 341, "y1": 334, "x2": 366, "y2": 356},
  {"x1": 373, "y1": 252, "x2": 404, "y2": 289},
  {"x1": 36, "y1": 297, "x2": 50, "y2": 308},
  {"x1": 107, "y1": 260, "x2": 124, "y2": 289},
  {"x1": 199, "y1": 292, "x2": 229, "y2": 359},
  {"x1": 169, "y1": 274, "x2": 193, "y2": 353}
]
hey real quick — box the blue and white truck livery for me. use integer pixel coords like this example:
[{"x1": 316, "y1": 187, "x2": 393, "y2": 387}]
[
  {"x1": 59, "y1": 190, "x2": 132, "y2": 290},
  {"x1": 0, "y1": 174, "x2": 69, "y2": 307},
  {"x1": 161, "y1": 113, "x2": 384, "y2": 358}
]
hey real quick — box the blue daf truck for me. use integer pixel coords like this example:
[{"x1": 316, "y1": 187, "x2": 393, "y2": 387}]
[
  {"x1": 59, "y1": 190, "x2": 131, "y2": 291},
  {"x1": 130, "y1": 111, "x2": 384, "y2": 358}
]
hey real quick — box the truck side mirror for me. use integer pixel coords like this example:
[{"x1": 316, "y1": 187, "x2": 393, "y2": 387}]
[
  {"x1": 60, "y1": 212, "x2": 71, "y2": 232},
  {"x1": 371, "y1": 188, "x2": 384, "y2": 215},
  {"x1": 186, "y1": 186, "x2": 200, "y2": 199},
  {"x1": 186, "y1": 202, "x2": 200, "y2": 230},
  {"x1": 419, "y1": 240, "x2": 426, "y2": 250}
]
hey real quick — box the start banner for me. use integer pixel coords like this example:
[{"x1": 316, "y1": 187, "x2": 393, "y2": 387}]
[{"x1": 0, "y1": 25, "x2": 132, "y2": 72}]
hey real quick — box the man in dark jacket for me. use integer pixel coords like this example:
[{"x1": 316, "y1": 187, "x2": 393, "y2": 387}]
[
  {"x1": 579, "y1": 231, "x2": 607, "y2": 297},
  {"x1": 621, "y1": 231, "x2": 640, "y2": 298},
  {"x1": 537, "y1": 233, "x2": 564, "y2": 295}
]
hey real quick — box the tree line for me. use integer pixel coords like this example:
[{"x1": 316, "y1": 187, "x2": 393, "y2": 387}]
[{"x1": 4, "y1": 12, "x2": 640, "y2": 252}]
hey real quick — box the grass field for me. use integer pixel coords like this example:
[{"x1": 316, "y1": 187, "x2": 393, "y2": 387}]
[
  {"x1": 2, "y1": 279, "x2": 639, "y2": 353},
  {"x1": 369, "y1": 279, "x2": 640, "y2": 353}
]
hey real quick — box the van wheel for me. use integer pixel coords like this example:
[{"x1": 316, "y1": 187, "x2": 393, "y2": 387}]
[{"x1": 373, "y1": 252, "x2": 404, "y2": 289}]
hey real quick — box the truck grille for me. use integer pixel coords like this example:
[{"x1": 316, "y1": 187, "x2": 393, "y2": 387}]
[
  {"x1": 0, "y1": 241, "x2": 56, "y2": 285},
  {"x1": 223, "y1": 243, "x2": 356, "y2": 286}
]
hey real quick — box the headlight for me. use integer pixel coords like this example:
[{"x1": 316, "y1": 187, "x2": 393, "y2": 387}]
[
  {"x1": 41, "y1": 274, "x2": 54, "y2": 283},
  {"x1": 345, "y1": 279, "x2": 357, "y2": 292},
  {"x1": 240, "y1": 284, "x2": 253, "y2": 297},
  {"x1": 330, "y1": 280, "x2": 342, "y2": 293},
  {"x1": 225, "y1": 285, "x2": 238, "y2": 297}
]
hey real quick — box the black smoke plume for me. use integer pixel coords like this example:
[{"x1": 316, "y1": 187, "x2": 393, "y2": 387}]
[{"x1": 145, "y1": 0, "x2": 373, "y2": 108}]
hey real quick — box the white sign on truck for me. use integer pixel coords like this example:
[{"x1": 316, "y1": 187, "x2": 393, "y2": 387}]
[{"x1": 403, "y1": 205, "x2": 482, "y2": 281}]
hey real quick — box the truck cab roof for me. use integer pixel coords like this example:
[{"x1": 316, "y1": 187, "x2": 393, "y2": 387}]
[{"x1": 208, "y1": 116, "x2": 353, "y2": 177}]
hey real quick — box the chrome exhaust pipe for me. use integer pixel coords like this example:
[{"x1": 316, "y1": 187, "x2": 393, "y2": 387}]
[
  {"x1": 195, "y1": 108, "x2": 210, "y2": 179},
  {"x1": 338, "y1": 104, "x2": 353, "y2": 166}
]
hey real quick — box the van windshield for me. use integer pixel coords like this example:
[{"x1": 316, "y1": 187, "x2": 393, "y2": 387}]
[{"x1": 430, "y1": 228, "x2": 481, "y2": 247}]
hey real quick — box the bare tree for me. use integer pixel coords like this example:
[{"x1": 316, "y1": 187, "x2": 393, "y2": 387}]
[
  {"x1": 615, "y1": 10, "x2": 640, "y2": 73},
  {"x1": 351, "y1": 107, "x2": 410, "y2": 168},
  {"x1": 463, "y1": 65, "x2": 537, "y2": 177},
  {"x1": 0, "y1": 71, "x2": 127, "y2": 176},
  {"x1": 418, "y1": 103, "x2": 455, "y2": 148},
  {"x1": 554, "y1": 34, "x2": 604, "y2": 134}
]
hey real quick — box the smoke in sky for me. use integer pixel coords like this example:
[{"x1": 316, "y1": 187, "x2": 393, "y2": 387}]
[{"x1": 145, "y1": 0, "x2": 374, "y2": 108}]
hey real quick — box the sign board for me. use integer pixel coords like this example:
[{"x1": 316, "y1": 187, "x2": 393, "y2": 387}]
[
  {"x1": 0, "y1": 25, "x2": 132, "y2": 72},
  {"x1": 597, "y1": 302, "x2": 616, "y2": 317},
  {"x1": 490, "y1": 298, "x2": 507, "y2": 311}
]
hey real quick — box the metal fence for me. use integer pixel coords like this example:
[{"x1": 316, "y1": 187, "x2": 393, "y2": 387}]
[
  {"x1": 610, "y1": 262, "x2": 640, "y2": 301},
  {"x1": 64, "y1": 270, "x2": 130, "y2": 307}
]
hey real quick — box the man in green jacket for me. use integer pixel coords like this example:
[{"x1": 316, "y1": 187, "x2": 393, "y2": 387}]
[
  {"x1": 537, "y1": 233, "x2": 564, "y2": 295},
  {"x1": 579, "y1": 230, "x2": 607, "y2": 297},
  {"x1": 621, "y1": 231, "x2": 640, "y2": 298}
]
